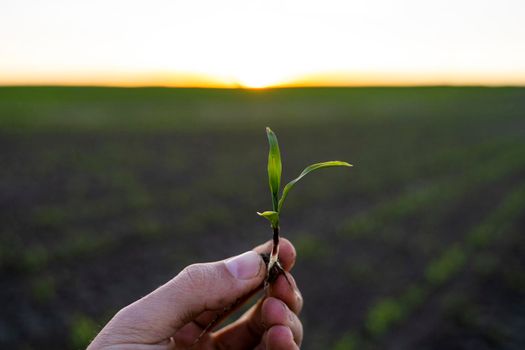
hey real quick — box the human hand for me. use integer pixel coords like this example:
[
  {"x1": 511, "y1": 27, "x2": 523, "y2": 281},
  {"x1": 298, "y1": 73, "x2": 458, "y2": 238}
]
[{"x1": 88, "y1": 238, "x2": 303, "y2": 349}]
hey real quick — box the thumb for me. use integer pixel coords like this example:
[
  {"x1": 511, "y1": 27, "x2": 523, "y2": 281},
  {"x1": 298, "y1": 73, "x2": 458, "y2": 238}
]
[{"x1": 92, "y1": 250, "x2": 266, "y2": 346}]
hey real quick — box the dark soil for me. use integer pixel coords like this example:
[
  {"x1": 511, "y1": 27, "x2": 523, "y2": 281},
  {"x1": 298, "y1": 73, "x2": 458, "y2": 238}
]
[{"x1": 1, "y1": 87, "x2": 525, "y2": 349}]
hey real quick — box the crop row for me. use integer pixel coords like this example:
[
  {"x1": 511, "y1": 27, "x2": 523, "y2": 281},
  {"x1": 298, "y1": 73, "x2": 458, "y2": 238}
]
[
  {"x1": 333, "y1": 180, "x2": 525, "y2": 349},
  {"x1": 3, "y1": 136, "x2": 522, "y2": 280},
  {"x1": 337, "y1": 141, "x2": 525, "y2": 241}
]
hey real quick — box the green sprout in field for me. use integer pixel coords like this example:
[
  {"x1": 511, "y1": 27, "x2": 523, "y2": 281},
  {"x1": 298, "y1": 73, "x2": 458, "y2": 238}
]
[
  {"x1": 191, "y1": 127, "x2": 352, "y2": 345},
  {"x1": 258, "y1": 127, "x2": 352, "y2": 285}
]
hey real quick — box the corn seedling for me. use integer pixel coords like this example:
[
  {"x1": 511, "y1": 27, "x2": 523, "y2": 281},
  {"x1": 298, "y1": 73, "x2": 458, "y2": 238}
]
[
  {"x1": 194, "y1": 127, "x2": 351, "y2": 344},
  {"x1": 259, "y1": 127, "x2": 352, "y2": 285}
]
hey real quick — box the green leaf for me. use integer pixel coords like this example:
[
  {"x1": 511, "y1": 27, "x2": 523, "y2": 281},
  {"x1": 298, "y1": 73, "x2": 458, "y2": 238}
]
[
  {"x1": 257, "y1": 211, "x2": 280, "y2": 228},
  {"x1": 278, "y1": 161, "x2": 352, "y2": 211},
  {"x1": 266, "y1": 127, "x2": 282, "y2": 211}
]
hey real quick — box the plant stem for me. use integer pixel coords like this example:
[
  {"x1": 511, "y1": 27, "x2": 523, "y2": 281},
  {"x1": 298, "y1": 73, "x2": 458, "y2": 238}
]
[{"x1": 269, "y1": 226, "x2": 280, "y2": 267}]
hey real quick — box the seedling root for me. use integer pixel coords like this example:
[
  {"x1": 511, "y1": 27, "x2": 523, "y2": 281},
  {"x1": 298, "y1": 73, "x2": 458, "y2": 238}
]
[{"x1": 261, "y1": 252, "x2": 291, "y2": 287}]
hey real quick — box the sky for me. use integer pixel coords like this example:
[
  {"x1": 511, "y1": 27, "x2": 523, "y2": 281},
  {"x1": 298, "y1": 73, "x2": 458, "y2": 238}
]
[{"x1": 1, "y1": 0, "x2": 524, "y2": 88}]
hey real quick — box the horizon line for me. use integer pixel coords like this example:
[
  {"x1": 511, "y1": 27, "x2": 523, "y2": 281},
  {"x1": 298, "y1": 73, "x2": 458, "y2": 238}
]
[
  {"x1": 1, "y1": 83, "x2": 525, "y2": 89},
  {"x1": 2, "y1": 70, "x2": 525, "y2": 89}
]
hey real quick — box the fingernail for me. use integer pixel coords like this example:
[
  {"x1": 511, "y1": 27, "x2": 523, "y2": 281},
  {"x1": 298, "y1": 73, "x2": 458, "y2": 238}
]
[{"x1": 225, "y1": 251, "x2": 263, "y2": 280}]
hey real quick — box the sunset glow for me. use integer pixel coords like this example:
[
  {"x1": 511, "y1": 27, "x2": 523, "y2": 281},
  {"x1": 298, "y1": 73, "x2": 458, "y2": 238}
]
[
  {"x1": 236, "y1": 73, "x2": 284, "y2": 89},
  {"x1": 1, "y1": 0, "x2": 525, "y2": 87}
]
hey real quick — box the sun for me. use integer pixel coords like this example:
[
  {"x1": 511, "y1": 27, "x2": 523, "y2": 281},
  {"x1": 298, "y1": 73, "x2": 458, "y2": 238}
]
[
  {"x1": 233, "y1": 64, "x2": 292, "y2": 89},
  {"x1": 236, "y1": 72, "x2": 282, "y2": 89}
]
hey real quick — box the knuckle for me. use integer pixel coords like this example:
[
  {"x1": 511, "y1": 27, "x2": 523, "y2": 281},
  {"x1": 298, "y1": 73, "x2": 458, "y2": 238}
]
[
  {"x1": 293, "y1": 314, "x2": 303, "y2": 346},
  {"x1": 294, "y1": 289, "x2": 303, "y2": 314},
  {"x1": 180, "y1": 263, "x2": 209, "y2": 290}
]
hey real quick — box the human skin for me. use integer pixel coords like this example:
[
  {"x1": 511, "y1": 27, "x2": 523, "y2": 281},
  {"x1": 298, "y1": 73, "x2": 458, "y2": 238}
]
[{"x1": 88, "y1": 238, "x2": 303, "y2": 350}]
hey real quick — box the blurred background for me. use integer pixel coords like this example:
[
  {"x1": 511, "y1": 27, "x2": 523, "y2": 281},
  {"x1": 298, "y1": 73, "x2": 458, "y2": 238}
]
[{"x1": 1, "y1": 1, "x2": 525, "y2": 349}]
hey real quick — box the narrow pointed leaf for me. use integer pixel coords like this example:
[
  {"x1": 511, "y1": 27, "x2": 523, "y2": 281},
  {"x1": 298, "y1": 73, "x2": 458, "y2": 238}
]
[
  {"x1": 257, "y1": 211, "x2": 280, "y2": 228},
  {"x1": 266, "y1": 127, "x2": 282, "y2": 211},
  {"x1": 278, "y1": 161, "x2": 352, "y2": 211}
]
